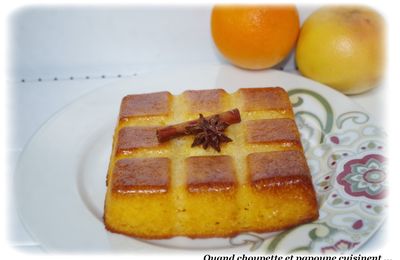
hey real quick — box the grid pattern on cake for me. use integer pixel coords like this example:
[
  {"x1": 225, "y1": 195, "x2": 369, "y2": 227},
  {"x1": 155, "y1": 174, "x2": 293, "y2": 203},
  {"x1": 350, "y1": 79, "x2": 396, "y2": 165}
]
[
  {"x1": 248, "y1": 150, "x2": 310, "y2": 186},
  {"x1": 119, "y1": 91, "x2": 172, "y2": 119},
  {"x1": 182, "y1": 89, "x2": 228, "y2": 114},
  {"x1": 112, "y1": 157, "x2": 170, "y2": 193},
  {"x1": 245, "y1": 118, "x2": 300, "y2": 144},
  {"x1": 185, "y1": 155, "x2": 236, "y2": 192},
  {"x1": 116, "y1": 126, "x2": 159, "y2": 154},
  {"x1": 109, "y1": 87, "x2": 308, "y2": 194}
]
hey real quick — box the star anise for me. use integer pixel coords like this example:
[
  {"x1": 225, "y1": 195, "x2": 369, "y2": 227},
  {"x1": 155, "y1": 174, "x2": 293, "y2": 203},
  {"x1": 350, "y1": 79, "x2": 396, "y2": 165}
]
[{"x1": 185, "y1": 114, "x2": 233, "y2": 152}]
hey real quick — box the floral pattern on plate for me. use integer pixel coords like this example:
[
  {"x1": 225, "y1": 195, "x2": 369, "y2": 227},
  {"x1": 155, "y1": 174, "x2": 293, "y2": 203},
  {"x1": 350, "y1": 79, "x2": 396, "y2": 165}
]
[
  {"x1": 337, "y1": 154, "x2": 386, "y2": 200},
  {"x1": 230, "y1": 88, "x2": 387, "y2": 254}
]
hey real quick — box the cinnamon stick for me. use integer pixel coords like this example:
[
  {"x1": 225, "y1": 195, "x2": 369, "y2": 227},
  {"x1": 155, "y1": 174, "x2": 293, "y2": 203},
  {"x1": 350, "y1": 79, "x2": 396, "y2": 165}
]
[{"x1": 156, "y1": 108, "x2": 241, "y2": 143}]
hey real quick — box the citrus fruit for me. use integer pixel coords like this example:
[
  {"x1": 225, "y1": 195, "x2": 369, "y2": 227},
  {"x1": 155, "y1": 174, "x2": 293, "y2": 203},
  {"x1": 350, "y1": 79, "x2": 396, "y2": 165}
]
[
  {"x1": 296, "y1": 6, "x2": 384, "y2": 94},
  {"x1": 211, "y1": 5, "x2": 300, "y2": 70}
]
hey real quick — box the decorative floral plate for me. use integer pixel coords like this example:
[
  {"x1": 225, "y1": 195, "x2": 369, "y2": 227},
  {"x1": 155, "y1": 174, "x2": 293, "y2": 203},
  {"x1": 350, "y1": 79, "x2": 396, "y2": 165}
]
[
  {"x1": 14, "y1": 65, "x2": 386, "y2": 253},
  {"x1": 232, "y1": 89, "x2": 387, "y2": 254}
]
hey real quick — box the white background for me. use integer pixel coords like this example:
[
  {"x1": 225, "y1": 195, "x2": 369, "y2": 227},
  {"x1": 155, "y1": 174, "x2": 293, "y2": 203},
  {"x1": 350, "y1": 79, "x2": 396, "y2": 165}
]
[{"x1": 6, "y1": 4, "x2": 387, "y2": 254}]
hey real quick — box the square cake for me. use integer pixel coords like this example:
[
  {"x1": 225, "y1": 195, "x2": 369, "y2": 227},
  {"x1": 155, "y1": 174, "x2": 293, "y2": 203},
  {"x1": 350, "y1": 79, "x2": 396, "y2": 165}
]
[{"x1": 104, "y1": 87, "x2": 319, "y2": 238}]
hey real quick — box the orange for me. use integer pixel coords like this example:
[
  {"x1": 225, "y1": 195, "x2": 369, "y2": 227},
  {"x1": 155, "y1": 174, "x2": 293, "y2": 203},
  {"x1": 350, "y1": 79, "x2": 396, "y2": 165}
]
[{"x1": 211, "y1": 5, "x2": 300, "y2": 70}]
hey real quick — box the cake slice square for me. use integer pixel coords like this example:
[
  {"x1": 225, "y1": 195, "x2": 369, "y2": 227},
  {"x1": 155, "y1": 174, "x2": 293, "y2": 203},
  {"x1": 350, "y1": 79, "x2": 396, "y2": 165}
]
[
  {"x1": 111, "y1": 158, "x2": 170, "y2": 193},
  {"x1": 181, "y1": 156, "x2": 238, "y2": 237},
  {"x1": 239, "y1": 87, "x2": 292, "y2": 112},
  {"x1": 238, "y1": 150, "x2": 319, "y2": 232},
  {"x1": 119, "y1": 91, "x2": 171, "y2": 120},
  {"x1": 246, "y1": 118, "x2": 300, "y2": 144},
  {"x1": 183, "y1": 89, "x2": 227, "y2": 114},
  {"x1": 116, "y1": 126, "x2": 160, "y2": 154},
  {"x1": 104, "y1": 157, "x2": 174, "y2": 238},
  {"x1": 185, "y1": 155, "x2": 236, "y2": 192}
]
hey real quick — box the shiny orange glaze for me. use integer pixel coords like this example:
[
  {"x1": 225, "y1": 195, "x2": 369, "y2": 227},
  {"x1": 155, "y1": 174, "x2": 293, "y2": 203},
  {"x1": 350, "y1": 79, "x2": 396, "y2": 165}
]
[
  {"x1": 239, "y1": 87, "x2": 292, "y2": 111},
  {"x1": 247, "y1": 150, "x2": 311, "y2": 185},
  {"x1": 119, "y1": 91, "x2": 171, "y2": 120},
  {"x1": 246, "y1": 118, "x2": 300, "y2": 143},
  {"x1": 111, "y1": 157, "x2": 170, "y2": 194},
  {"x1": 116, "y1": 127, "x2": 160, "y2": 154},
  {"x1": 185, "y1": 156, "x2": 237, "y2": 193}
]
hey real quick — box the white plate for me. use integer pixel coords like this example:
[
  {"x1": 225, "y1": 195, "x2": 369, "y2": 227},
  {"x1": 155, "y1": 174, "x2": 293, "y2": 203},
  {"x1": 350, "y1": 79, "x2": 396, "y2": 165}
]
[{"x1": 14, "y1": 64, "x2": 387, "y2": 253}]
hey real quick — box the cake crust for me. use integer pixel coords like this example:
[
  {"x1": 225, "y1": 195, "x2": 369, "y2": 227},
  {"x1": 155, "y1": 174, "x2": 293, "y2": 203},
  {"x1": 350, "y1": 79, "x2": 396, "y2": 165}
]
[
  {"x1": 246, "y1": 119, "x2": 300, "y2": 144},
  {"x1": 119, "y1": 91, "x2": 171, "y2": 120},
  {"x1": 104, "y1": 87, "x2": 319, "y2": 239},
  {"x1": 185, "y1": 156, "x2": 237, "y2": 192},
  {"x1": 239, "y1": 87, "x2": 292, "y2": 111},
  {"x1": 183, "y1": 89, "x2": 227, "y2": 113},
  {"x1": 116, "y1": 127, "x2": 160, "y2": 154},
  {"x1": 111, "y1": 158, "x2": 170, "y2": 194}
]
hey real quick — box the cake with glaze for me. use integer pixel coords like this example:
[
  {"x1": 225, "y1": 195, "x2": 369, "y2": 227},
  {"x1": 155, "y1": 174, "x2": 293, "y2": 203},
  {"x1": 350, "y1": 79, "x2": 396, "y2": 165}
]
[{"x1": 103, "y1": 87, "x2": 319, "y2": 238}]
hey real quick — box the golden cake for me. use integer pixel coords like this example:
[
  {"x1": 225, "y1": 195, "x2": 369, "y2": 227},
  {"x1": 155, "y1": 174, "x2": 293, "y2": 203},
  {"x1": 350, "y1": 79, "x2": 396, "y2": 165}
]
[{"x1": 103, "y1": 87, "x2": 319, "y2": 239}]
